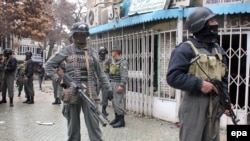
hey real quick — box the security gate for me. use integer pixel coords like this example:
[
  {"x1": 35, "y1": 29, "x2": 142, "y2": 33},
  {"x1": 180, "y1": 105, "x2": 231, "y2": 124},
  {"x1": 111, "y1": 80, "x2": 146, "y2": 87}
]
[
  {"x1": 90, "y1": 30, "x2": 155, "y2": 117},
  {"x1": 219, "y1": 27, "x2": 250, "y2": 125}
]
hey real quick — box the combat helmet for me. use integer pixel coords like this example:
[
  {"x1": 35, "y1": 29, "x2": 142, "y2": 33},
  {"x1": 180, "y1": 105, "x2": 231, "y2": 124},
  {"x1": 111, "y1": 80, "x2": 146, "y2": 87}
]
[
  {"x1": 25, "y1": 51, "x2": 32, "y2": 57},
  {"x1": 186, "y1": 7, "x2": 216, "y2": 33},
  {"x1": 3, "y1": 48, "x2": 13, "y2": 57},
  {"x1": 99, "y1": 46, "x2": 108, "y2": 55},
  {"x1": 69, "y1": 22, "x2": 89, "y2": 37}
]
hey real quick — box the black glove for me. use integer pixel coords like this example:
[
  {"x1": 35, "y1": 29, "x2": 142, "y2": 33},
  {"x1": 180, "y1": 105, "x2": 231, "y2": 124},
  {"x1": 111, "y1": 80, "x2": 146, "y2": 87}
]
[{"x1": 107, "y1": 90, "x2": 113, "y2": 101}]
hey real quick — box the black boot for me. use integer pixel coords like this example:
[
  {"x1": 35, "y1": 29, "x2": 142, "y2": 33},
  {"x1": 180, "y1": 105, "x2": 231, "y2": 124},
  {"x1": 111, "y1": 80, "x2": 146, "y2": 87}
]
[
  {"x1": 102, "y1": 106, "x2": 109, "y2": 116},
  {"x1": 57, "y1": 98, "x2": 61, "y2": 104},
  {"x1": 109, "y1": 113, "x2": 119, "y2": 125},
  {"x1": 112, "y1": 115, "x2": 125, "y2": 128},
  {"x1": 23, "y1": 97, "x2": 30, "y2": 103},
  {"x1": 0, "y1": 96, "x2": 7, "y2": 104},
  {"x1": 10, "y1": 97, "x2": 14, "y2": 107},
  {"x1": 27, "y1": 96, "x2": 34, "y2": 104}
]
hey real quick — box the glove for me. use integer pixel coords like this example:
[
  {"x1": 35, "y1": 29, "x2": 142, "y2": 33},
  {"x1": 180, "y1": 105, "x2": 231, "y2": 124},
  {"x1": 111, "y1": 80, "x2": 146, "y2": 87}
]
[
  {"x1": 107, "y1": 90, "x2": 113, "y2": 101},
  {"x1": 56, "y1": 77, "x2": 67, "y2": 89}
]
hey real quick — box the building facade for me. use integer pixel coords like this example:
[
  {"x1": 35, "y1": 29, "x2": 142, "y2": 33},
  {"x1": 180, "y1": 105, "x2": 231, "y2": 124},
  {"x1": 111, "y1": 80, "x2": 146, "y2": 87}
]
[{"x1": 87, "y1": 0, "x2": 250, "y2": 127}]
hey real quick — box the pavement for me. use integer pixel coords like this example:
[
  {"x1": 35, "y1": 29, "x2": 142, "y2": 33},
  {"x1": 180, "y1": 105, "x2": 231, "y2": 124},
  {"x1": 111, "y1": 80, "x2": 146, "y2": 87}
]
[{"x1": 0, "y1": 80, "x2": 227, "y2": 141}]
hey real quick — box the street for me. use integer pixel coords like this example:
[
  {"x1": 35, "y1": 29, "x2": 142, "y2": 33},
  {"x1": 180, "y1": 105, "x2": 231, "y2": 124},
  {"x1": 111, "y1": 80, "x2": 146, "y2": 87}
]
[{"x1": 0, "y1": 80, "x2": 226, "y2": 141}]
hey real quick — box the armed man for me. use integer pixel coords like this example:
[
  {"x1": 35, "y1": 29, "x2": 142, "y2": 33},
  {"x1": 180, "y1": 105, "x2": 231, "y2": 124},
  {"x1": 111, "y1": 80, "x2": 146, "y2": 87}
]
[
  {"x1": 109, "y1": 45, "x2": 128, "y2": 128},
  {"x1": 0, "y1": 48, "x2": 17, "y2": 107},
  {"x1": 167, "y1": 7, "x2": 232, "y2": 141},
  {"x1": 45, "y1": 22, "x2": 112, "y2": 141},
  {"x1": 98, "y1": 46, "x2": 112, "y2": 116},
  {"x1": 23, "y1": 51, "x2": 35, "y2": 104},
  {"x1": 16, "y1": 61, "x2": 26, "y2": 97}
]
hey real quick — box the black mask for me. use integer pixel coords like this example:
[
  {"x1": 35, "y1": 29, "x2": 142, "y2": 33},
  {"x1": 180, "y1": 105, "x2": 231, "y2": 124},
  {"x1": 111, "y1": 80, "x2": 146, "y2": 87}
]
[
  {"x1": 194, "y1": 25, "x2": 219, "y2": 43},
  {"x1": 73, "y1": 33, "x2": 88, "y2": 47},
  {"x1": 99, "y1": 54, "x2": 105, "y2": 60}
]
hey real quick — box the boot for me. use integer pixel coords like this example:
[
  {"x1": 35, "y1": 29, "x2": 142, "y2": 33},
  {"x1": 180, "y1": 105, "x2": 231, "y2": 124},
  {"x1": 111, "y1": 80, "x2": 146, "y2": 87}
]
[
  {"x1": 109, "y1": 113, "x2": 119, "y2": 125},
  {"x1": 0, "y1": 96, "x2": 7, "y2": 104},
  {"x1": 112, "y1": 115, "x2": 125, "y2": 128},
  {"x1": 23, "y1": 97, "x2": 30, "y2": 103},
  {"x1": 57, "y1": 98, "x2": 61, "y2": 104},
  {"x1": 10, "y1": 97, "x2": 14, "y2": 107},
  {"x1": 27, "y1": 96, "x2": 34, "y2": 104},
  {"x1": 102, "y1": 106, "x2": 109, "y2": 116}
]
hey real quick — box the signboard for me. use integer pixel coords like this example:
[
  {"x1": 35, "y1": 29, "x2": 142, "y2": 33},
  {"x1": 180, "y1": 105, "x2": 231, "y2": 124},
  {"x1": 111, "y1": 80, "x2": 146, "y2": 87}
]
[
  {"x1": 204, "y1": 0, "x2": 243, "y2": 5},
  {"x1": 128, "y1": 0, "x2": 170, "y2": 15}
]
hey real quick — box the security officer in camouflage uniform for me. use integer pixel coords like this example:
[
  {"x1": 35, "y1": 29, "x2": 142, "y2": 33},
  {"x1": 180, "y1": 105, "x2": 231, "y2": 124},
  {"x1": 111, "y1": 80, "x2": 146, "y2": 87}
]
[
  {"x1": 0, "y1": 48, "x2": 17, "y2": 107},
  {"x1": 23, "y1": 51, "x2": 35, "y2": 104},
  {"x1": 16, "y1": 62, "x2": 26, "y2": 97},
  {"x1": 109, "y1": 45, "x2": 128, "y2": 128},
  {"x1": 167, "y1": 7, "x2": 230, "y2": 141},
  {"x1": 45, "y1": 22, "x2": 112, "y2": 141},
  {"x1": 98, "y1": 46, "x2": 112, "y2": 116}
]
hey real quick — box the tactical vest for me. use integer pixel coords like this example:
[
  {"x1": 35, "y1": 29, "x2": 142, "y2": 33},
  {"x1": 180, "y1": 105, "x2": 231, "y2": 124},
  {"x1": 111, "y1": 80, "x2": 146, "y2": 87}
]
[
  {"x1": 101, "y1": 60, "x2": 109, "y2": 73},
  {"x1": 64, "y1": 45, "x2": 94, "y2": 83},
  {"x1": 109, "y1": 59, "x2": 123, "y2": 81},
  {"x1": 187, "y1": 41, "x2": 226, "y2": 81},
  {"x1": 19, "y1": 65, "x2": 26, "y2": 75}
]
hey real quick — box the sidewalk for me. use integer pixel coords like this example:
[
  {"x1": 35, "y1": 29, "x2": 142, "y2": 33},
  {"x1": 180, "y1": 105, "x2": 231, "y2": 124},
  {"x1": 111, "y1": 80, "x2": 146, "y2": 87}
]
[{"x1": 0, "y1": 80, "x2": 226, "y2": 141}]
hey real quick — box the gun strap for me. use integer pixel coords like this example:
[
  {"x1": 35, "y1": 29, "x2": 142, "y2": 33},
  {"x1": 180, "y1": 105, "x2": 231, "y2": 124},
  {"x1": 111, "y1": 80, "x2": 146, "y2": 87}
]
[{"x1": 84, "y1": 49, "x2": 93, "y2": 100}]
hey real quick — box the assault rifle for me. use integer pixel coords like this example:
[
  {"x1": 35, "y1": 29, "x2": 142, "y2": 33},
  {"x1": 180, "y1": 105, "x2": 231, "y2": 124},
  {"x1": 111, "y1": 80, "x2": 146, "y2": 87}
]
[
  {"x1": 62, "y1": 74, "x2": 110, "y2": 127},
  {"x1": 190, "y1": 55, "x2": 240, "y2": 125}
]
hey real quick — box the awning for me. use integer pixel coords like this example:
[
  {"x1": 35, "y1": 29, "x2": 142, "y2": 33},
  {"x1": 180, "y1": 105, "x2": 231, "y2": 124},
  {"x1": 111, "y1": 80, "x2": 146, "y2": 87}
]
[{"x1": 90, "y1": 3, "x2": 250, "y2": 34}]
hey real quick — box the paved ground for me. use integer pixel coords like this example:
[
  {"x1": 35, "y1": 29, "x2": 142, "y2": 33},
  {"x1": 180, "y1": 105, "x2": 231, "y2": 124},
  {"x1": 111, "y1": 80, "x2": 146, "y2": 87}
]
[{"x1": 0, "y1": 80, "x2": 227, "y2": 141}]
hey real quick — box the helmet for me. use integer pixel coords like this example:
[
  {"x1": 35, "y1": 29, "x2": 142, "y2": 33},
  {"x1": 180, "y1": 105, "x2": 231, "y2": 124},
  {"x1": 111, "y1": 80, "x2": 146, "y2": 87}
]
[
  {"x1": 99, "y1": 46, "x2": 108, "y2": 55},
  {"x1": 3, "y1": 48, "x2": 13, "y2": 57},
  {"x1": 69, "y1": 22, "x2": 89, "y2": 37},
  {"x1": 25, "y1": 51, "x2": 32, "y2": 57},
  {"x1": 186, "y1": 7, "x2": 216, "y2": 33}
]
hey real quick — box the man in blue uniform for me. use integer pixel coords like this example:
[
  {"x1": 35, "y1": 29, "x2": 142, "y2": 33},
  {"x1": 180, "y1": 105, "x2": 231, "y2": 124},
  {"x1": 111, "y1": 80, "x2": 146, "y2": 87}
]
[{"x1": 167, "y1": 7, "x2": 230, "y2": 141}]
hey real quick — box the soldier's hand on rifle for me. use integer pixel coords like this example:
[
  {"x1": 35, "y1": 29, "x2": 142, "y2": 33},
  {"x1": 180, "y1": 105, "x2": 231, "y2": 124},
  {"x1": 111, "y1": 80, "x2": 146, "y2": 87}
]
[
  {"x1": 201, "y1": 81, "x2": 218, "y2": 94},
  {"x1": 224, "y1": 104, "x2": 234, "y2": 116}
]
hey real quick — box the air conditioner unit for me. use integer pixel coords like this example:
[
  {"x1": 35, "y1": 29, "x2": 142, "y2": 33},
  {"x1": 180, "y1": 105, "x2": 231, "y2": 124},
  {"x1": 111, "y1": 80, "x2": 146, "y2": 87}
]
[
  {"x1": 107, "y1": 5, "x2": 120, "y2": 23},
  {"x1": 86, "y1": 7, "x2": 101, "y2": 27}
]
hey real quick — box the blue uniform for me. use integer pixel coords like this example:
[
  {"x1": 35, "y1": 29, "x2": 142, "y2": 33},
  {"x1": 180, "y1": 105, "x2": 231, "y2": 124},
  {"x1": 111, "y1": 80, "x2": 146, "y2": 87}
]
[{"x1": 167, "y1": 37, "x2": 228, "y2": 141}]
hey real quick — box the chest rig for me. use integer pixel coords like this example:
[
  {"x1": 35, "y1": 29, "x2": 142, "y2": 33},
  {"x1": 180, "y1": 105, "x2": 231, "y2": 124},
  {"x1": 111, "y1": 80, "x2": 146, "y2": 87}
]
[
  {"x1": 109, "y1": 59, "x2": 123, "y2": 81},
  {"x1": 64, "y1": 45, "x2": 94, "y2": 83},
  {"x1": 187, "y1": 41, "x2": 226, "y2": 81},
  {"x1": 100, "y1": 57, "x2": 110, "y2": 73}
]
